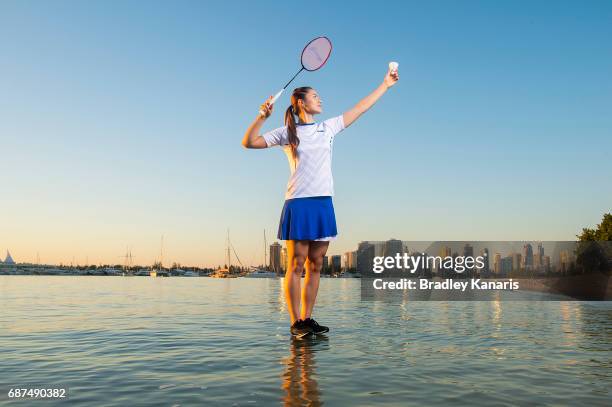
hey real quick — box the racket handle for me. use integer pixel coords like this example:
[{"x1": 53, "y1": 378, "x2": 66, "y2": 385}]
[{"x1": 259, "y1": 89, "x2": 285, "y2": 117}]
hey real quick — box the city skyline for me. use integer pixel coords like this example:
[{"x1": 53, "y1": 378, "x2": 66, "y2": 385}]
[
  {"x1": 0, "y1": 239, "x2": 587, "y2": 270},
  {"x1": 2, "y1": 1, "x2": 611, "y2": 266}
]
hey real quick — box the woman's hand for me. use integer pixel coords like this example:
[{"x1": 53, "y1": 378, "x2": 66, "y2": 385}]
[
  {"x1": 383, "y1": 68, "x2": 399, "y2": 89},
  {"x1": 259, "y1": 96, "x2": 275, "y2": 119}
]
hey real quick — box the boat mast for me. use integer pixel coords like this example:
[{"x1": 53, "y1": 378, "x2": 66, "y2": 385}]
[
  {"x1": 160, "y1": 235, "x2": 164, "y2": 271},
  {"x1": 226, "y1": 229, "x2": 231, "y2": 270},
  {"x1": 124, "y1": 246, "x2": 130, "y2": 274}
]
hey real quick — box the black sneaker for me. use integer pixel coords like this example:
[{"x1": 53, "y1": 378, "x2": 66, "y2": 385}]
[
  {"x1": 290, "y1": 319, "x2": 313, "y2": 338},
  {"x1": 304, "y1": 318, "x2": 329, "y2": 334}
]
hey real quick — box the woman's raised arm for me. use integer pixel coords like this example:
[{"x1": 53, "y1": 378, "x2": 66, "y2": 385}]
[
  {"x1": 242, "y1": 97, "x2": 274, "y2": 149},
  {"x1": 343, "y1": 67, "x2": 399, "y2": 128}
]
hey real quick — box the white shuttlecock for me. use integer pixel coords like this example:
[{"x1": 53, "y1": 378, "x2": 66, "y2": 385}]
[{"x1": 389, "y1": 61, "x2": 399, "y2": 72}]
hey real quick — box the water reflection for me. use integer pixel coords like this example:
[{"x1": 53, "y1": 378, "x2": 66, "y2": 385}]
[
  {"x1": 281, "y1": 336, "x2": 329, "y2": 406},
  {"x1": 1, "y1": 277, "x2": 611, "y2": 406}
]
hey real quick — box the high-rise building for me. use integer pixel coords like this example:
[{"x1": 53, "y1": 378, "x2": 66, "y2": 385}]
[
  {"x1": 356, "y1": 241, "x2": 382, "y2": 257},
  {"x1": 512, "y1": 252, "x2": 522, "y2": 272},
  {"x1": 463, "y1": 244, "x2": 474, "y2": 274},
  {"x1": 438, "y1": 246, "x2": 453, "y2": 275},
  {"x1": 523, "y1": 244, "x2": 534, "y2": 270},
  {"x1": 330, "y1": 255, "x2": 341, "y2": 273},
  {"x1": 493, "y1": 253, "x2": 501, "y2": 274},
  {"x1": 482, "y1": 247, "x2": 491, "y2": 274},
  {"x1": 440, "y1": 246, "x2": 452, "y2": 258},
  {"x1": 533, "y1": 254, "x2": 541, "y2": 271},
  {"x1": 537, "y1": 242, "x2": 544, "y2": 267},
  {"x1": 343, "y1": 251, "x2": 356, "y2": 270},
  {"x1": 383, "y1": 239, "x2": 403, "y2": 273},
  {"x1": 357, "y1": 241, "x2": 376, "y2": 276},
  {"x1": 501, "y1": 256, "x2": 513, "y2": 274},
  {"x1": 481, "y1": 248, "x2": 490, "y2": 275},
  {"x1": 280, "y1": 247, "x2": 288, "y2": 272},
  {"x1": 383, "y1": 239, "x2": 403, "y2": 257},
  {"x1": 270, "y1": 242, "x2": 282, "y2": 273}
]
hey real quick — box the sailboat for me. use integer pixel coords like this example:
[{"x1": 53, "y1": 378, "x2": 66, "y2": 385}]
[
  {"x1": 151, "y1": 235, "x2": 169, "y2": 277},
  {"x1": 211, "y1": 229, "x2": 240, "y2": 278},
  {"x1": 245, "y1": 266, "x2": 278, "y2": 278},
  {"x1": 121, "y1": 247, "x2": 134, "y2": 276},
  {"x1": 245, "y1": 230, "x2": 278, "y2": 278}
]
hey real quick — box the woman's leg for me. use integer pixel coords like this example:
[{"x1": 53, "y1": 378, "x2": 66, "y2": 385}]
[
  {"x1": 301, "y1": 241, "x2": 329, "y2": 320},
  {"x1": 285, "y1": 240, "x2": 310, "y2": 324}
]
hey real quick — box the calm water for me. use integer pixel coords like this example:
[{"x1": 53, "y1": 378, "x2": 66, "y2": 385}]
[{"x1": 0, "y1": 276, "x2": 610, "y2": 406}]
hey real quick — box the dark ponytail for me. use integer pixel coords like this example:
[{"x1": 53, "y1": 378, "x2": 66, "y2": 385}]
[
  {"x1": 285, "y1": 105, "x2": 298, "y2": 159},
  {"x1": 285, "y1": 87, "x2": 312, "y2": 160}
]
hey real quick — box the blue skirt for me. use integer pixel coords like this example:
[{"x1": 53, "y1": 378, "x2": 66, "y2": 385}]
[{"x1": 277, "y1": 196, "x2": 337, "y2": 241}]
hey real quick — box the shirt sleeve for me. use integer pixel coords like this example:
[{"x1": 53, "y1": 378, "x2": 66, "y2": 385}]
[
  {"x1": 262, "y1": 126, "x2": 288, "y2": 147},
  {"x1": 322, "y1": 115, "x2": 345, "y2": 137}
]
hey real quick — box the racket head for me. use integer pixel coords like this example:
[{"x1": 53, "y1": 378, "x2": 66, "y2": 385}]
[{"x1": 300, "y1": 36, "x2": 332, "y2": 71}]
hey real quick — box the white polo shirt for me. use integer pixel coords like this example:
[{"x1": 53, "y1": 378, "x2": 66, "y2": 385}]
[{"x1": 263, "y1": 115, "x2": 345, "y2": 200}]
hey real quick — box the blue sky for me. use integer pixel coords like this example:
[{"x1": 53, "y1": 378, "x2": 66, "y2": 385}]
[{"x1": 1, "y1": 0, "x2": 610, "y2": 266}]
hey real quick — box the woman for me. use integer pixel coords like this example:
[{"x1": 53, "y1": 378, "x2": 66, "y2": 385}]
[{"x1": 242, "y1": 66, "x2": 399, "y2": 337}]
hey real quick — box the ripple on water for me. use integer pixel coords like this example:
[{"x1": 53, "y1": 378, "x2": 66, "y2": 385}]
[{"x1": 0, "y1": 276, "x2": 610, "y2": 406}]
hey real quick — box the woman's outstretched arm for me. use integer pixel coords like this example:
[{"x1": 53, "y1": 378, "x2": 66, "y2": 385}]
[
  {"x1": 242, "y1": 96, "x2": 274, "y2": 149},
  {"x1": 343, "y1": 67, "x2": 399, "y2": 128}
]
